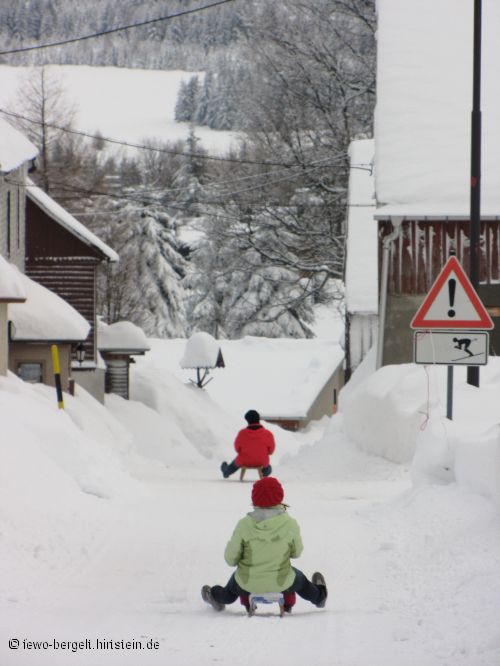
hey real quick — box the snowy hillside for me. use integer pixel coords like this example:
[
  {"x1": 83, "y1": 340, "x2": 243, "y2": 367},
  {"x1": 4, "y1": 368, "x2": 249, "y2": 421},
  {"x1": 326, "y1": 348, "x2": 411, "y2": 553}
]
[
  {"x1": 2, "y1": 340, "x2": 500, "y2": 665},
  {"x1": 0, "y1": 65, "x2": 239, "y2": 155}
]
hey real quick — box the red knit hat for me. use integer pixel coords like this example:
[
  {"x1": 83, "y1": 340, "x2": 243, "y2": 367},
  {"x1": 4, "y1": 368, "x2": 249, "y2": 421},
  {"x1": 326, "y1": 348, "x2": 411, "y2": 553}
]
[{"x1": 251, "y1": 477, "x2": 284, "y2": 507}]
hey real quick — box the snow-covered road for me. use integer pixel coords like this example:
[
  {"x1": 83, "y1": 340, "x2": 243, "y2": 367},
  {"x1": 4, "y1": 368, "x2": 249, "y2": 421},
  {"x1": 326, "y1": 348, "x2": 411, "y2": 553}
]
[{"x1": 3, "y1": 454, "x2": 500, "y2": 666}]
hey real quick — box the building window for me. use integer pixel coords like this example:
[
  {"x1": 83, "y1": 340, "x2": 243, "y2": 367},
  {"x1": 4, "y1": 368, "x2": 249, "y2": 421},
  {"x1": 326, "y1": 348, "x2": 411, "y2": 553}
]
[
  {"x1": 6, "y1": 191, "x2": 11, "y2": 257},
  {"x1": 17, "y1": 362, "x2": 43, "y2": 383},
  {"x1": 17, "y1": 188, "x2": 21, "y2": 249}
]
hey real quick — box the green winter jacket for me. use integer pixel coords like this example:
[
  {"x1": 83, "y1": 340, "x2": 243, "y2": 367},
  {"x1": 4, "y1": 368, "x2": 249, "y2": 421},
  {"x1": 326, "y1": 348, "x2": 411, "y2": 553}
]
[{"x1": 224, "y1": 507, "x2": 304, "y2": 593}]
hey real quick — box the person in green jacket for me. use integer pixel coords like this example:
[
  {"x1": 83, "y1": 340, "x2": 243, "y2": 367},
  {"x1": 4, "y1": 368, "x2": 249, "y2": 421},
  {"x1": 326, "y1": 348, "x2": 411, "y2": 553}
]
[{"x1": 201, "y1": 476, "x2": 327, "y2": 614}]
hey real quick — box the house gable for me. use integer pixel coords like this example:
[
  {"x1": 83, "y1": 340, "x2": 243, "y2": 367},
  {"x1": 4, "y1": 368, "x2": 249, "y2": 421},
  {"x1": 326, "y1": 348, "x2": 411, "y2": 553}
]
[{"x1": 25, "y1": 197, "x2": 101, "y2": 363}]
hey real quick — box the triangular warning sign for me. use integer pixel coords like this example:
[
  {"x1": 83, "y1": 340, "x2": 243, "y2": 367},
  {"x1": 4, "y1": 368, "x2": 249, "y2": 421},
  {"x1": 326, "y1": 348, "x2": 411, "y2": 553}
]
[{"x1": 410, "y1": 256, "x2": 494, "y2": 330}]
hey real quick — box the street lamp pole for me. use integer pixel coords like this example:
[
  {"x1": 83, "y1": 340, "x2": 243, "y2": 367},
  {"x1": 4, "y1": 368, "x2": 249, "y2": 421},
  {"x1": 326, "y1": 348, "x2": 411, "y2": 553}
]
[{"x1": 467, "y1": 0, "x2": 482, "y2": 387}]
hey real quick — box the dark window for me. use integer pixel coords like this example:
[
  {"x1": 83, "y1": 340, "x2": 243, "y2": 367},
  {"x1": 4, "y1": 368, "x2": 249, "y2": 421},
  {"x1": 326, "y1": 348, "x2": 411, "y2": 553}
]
[
  {"x1": 6, "y1": 191, "x2": 11, "y2": 257},
  {"x1": 17, "y1": 362, "x2": 43, "y2": 383},
  {"x1": 17, "y1": 188, "x2": 20, "y2": 249}
]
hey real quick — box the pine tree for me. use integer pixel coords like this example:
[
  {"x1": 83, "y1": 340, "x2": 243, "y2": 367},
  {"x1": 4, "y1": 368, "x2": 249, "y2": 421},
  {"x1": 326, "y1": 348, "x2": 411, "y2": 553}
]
[{"x1": 94, "y1": 195, "x2": 189, "y2": 338}]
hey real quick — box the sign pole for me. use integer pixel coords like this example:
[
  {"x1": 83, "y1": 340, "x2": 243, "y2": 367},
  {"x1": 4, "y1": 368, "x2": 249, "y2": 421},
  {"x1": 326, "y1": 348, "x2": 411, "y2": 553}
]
[
  {"x1": 446, "y1": 365, "x2": 453, "y2": 419},
  {"x1": 468, "y1": 0, "x2": 482, "y2": 387}
]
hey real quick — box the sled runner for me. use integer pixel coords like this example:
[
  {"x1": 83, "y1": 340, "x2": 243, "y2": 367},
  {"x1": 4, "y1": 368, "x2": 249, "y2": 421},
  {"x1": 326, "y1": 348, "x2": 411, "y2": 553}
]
[
  {"x1": 247, "y1": 592, "x2": 285, "y2": 617},
  {"x1": 239, "y1": 466, "x2": 264, "y2": 481}
]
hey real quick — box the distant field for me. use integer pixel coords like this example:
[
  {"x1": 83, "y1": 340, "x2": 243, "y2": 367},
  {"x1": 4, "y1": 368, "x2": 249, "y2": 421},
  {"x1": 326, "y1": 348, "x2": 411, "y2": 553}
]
[{"x1": 0, "y1": 64, "x2": 239, "y2": 156}]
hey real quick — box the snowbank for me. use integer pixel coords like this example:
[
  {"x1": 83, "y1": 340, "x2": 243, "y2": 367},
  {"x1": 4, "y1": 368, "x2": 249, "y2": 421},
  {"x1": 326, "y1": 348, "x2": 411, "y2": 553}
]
[
  {"x1": 341, "y1": 359, "x2": 500, "y2": 505},
  {"x1": 129, "y1": 359, "x2": 309, "y2": 463},
  {"x1": 0, "y1": 374, "x2": 133, "y2": 600},
  {"x1": 342, "y1": 363, "x2": 427, "y2": 463},
  {"x1": 0, "y1": 65, "x2": 239, "y2": 157}
]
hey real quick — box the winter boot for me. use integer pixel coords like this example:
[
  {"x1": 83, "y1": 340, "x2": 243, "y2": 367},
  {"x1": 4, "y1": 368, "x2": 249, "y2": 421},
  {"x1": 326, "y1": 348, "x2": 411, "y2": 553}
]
[
  {"x1": 283, "y1": 591, "x2": 296, "y2": 613},
  {"x1": 239, "y1": 594, "x2": 251, "y2": 613},
  {"x1": 220, "y1": 462, "x2": 230, "y2": 478},
  {"x1": 201, "y1": 585, "x2": 225, "y2": 612},
  {"x1": 312, "y1": 572, "x2": 327, "y2": 608}
]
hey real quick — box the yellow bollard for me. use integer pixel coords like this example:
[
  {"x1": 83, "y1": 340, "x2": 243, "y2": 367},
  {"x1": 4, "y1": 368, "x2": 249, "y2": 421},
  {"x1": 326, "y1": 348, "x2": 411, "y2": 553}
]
[{"x1": 51, "y1": 344, "x2": 65, "y2": 410}]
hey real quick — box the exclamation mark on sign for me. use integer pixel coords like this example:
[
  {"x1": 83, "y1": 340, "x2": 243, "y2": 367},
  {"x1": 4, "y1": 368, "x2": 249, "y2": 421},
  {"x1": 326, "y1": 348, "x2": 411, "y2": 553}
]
[{"x1": 448, "y1": 278, "x2": 456, "y2": 317}]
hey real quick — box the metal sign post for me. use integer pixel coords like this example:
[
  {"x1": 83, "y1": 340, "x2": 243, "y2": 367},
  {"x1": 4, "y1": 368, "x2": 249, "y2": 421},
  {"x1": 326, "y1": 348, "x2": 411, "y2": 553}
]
[{"x1": 447, "y1": 366, "x2": 453, "y2": 420}]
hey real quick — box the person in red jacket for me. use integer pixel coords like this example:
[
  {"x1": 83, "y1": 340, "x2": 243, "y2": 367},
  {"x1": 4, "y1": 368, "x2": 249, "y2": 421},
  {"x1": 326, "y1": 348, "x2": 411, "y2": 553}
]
[{"x1": 221, "y1": 410, "x2": 275, "y2": 478}]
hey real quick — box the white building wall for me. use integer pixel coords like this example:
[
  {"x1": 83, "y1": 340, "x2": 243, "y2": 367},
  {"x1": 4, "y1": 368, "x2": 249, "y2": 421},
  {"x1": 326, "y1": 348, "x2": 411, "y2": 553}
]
[{"x1": 349, "y1": 313, "x2": 378, "y2": 371}]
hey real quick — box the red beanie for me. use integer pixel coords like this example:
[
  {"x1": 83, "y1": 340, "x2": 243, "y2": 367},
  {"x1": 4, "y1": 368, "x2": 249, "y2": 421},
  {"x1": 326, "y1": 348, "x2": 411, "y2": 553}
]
[{"x1": 251, "y1": 477, "x2": 284, "y2": 507}]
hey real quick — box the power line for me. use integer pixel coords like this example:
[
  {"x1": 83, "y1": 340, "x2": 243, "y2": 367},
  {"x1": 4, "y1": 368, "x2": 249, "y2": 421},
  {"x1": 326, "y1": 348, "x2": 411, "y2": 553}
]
[
  {"x1": 15, "y1": 177, "x2": 342, "y2": 228},
  {"x1": 18, "y1": 159, "x2": 345, "y2": 208},
  {"x1": 0, "y1": 0, "x2": 237, "y2": 56},
  {"x1": 0, "y1": 108, "x2": 345, "y2": 169}
]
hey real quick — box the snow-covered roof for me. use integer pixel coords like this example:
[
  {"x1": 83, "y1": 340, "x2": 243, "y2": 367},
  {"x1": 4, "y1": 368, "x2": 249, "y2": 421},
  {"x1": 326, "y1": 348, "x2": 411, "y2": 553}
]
[
  {"x1": 180, "y1": 332, "x2": 223, "y2": 369},
  {"x1": 27, "y1": 180, "x2": 119, "y2": 262},
  {"x1": 375, "y1": 0, "x2": 500, "y2": 215},
  {"x1": 146, "y1": 337, "x2": 344, "y2": 420},
  {"x1": 9, "y1": 271, "x2": 90, "y2": 341},
  {"x1": 98, "y1": 320, "x2": 150, "y2": 353},
  {"x1": 0, "y1": 255, "x2": 27, "y2": 302},
  {"x1": 0, "y1": 117, "x2": 38, "y2": 174},
  {"x1": 345, "y1": 139, "x2": 378, "y2": 314}
]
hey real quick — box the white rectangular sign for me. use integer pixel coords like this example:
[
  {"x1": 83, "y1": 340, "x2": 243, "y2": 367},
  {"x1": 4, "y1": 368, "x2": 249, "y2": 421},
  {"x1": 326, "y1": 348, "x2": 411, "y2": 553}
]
[{"x1": 414, "y1": 330, "x2": 489, "y2": 365}]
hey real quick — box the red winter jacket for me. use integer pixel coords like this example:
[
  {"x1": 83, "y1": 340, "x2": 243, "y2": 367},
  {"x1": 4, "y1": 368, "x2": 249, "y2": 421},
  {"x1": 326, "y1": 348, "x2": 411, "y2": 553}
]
[{"x1": 234, "y1": 425, "x2": 275, "y2": 468}]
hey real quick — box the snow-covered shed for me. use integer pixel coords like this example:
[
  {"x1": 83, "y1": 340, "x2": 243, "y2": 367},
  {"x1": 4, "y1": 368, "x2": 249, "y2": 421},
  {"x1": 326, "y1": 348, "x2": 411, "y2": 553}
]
[
  {"x1": 25, "y1": 181, "x2": 118, "y2": 400},
  {"x1": 7, "y1": 265, "x2": 89, "y2": 390},
  {"x1": 145, "y1": 336, "x2": 344, "y2": 431},
  {"x1": 375, "y1": 0, "x2": 500, "y2": 364},
  {"x1": 98, "y1": 320, "x2": 150, "y2": 400},
  {"x1": 344, "y1": 138, "x2": 377, "y2": 379}
]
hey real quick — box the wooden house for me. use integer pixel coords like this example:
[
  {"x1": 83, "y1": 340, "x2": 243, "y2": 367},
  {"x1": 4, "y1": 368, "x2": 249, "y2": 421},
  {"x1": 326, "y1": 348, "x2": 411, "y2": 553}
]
[
  {"x1": 8, "y1": 267, "x2": 90, "y2": 390},
  {"x1": 0, "y1": 118, "x2": 37, "y2": 375},
  {"x1": 25, "y1": 181, "x2": 118, "y2": 401},
  {"x1": 374, "y1": 0, "x2": 500, "y2": 365}
]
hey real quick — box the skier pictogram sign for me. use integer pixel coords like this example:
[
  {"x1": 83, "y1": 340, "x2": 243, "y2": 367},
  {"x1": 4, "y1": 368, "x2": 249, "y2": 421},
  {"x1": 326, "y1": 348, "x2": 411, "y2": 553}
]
[
  {"x1": 413, "y1": 330, "x2": 489, "y2": 365},
  {"x1": 410, "y1": 256, "x2": 494, "y2": 330}
]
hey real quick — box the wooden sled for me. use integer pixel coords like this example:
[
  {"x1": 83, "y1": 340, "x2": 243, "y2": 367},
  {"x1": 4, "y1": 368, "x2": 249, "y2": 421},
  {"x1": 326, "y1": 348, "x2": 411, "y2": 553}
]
[{"x1": 239, "y1": 466, "x2": 264, "y2": 481}]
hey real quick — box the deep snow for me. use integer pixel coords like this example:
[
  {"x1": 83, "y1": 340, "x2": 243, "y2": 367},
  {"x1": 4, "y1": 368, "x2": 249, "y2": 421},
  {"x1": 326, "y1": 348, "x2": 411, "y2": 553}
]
[
  {"x1": 0, "y1": 65, "x2": 239, "y2": 157},
  {"x1": 1, "y1": 338, "x2": 500, "y2": 666}
]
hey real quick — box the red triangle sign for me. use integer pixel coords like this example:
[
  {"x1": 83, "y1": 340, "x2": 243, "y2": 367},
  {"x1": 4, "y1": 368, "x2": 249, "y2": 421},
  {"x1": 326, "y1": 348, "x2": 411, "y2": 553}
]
[{"x1": 410, "y1": 256, "x2": 494, "y2": 330}]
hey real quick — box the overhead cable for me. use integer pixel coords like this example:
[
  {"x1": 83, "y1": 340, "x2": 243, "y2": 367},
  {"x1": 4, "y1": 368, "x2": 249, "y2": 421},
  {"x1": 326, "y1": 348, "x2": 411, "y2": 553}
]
[{"x1": 0, "y1": 0, "x2": 237, "y2": 56}]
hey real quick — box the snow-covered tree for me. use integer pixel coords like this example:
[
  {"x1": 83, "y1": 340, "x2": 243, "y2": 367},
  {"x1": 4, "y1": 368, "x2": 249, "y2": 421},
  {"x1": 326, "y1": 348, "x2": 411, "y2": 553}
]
[
  {"x1": 174, "y1": 75, "x2": 200, "y2": 123},
  {"x1": 171, "y1": 127, "x2": 209, "y2": 215},
  {"x1": 89, "y1": 190, "x2": 189, "y2": 338}
]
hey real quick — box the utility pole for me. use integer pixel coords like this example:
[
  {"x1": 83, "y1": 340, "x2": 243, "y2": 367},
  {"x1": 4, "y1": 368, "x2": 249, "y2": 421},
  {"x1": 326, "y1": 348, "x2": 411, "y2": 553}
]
[{"x1": 467, "y1": 0, "x2": 482, "y2": 387}]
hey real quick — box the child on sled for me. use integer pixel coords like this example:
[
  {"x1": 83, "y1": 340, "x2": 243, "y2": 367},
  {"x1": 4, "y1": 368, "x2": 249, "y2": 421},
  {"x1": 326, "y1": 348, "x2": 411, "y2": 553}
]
[{"x1": 201, "y1": 476, "x2": 327, "y2": 614}]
